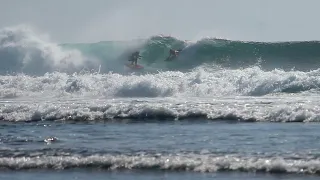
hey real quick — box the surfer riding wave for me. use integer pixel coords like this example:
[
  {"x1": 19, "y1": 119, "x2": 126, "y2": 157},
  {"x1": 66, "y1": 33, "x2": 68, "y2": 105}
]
[
  {"x1": 128, "y1": 51, "x2": 141, "y2": 66},
  {"x1": 165, "y1": 49, "x2": 182, "y2": 61}
]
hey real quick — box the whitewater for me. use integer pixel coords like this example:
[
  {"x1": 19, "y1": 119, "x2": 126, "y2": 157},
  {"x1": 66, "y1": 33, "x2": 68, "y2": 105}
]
[{"x1": 1, "y1": 25, "x2": 320, "y2": 180}]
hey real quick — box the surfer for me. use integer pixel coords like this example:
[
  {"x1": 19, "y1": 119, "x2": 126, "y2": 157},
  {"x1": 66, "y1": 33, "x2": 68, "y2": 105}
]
[
  {"x1": 165, "y1": 49, "x2": 182, "y2": 61},
  {"x1": 128, "y1": 51, "x2": 141, "y2": 65}
]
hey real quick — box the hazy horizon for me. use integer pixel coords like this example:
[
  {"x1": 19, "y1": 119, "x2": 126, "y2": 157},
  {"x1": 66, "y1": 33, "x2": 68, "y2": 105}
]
[{"x1": 1, "y1": 0, "x2": 320, "y2": 43}]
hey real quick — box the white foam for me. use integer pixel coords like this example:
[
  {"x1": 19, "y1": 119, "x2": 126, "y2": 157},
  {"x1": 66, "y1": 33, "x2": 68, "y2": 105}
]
[
  {"x1": 0, "y1": 25, "x2": 96, "y2": 75},
  {"x1": 1, "y1": 94, "x2": 320, "y2": 122},
  {"x1": 1, "y1": 66, "x2": 320, "y2": 98},
  {"x1": 1, "y1": 154, "x2": 320, "y2": 174},
  {"x1": 0, "y1": 61, "x2": 320, "y2": 122}
]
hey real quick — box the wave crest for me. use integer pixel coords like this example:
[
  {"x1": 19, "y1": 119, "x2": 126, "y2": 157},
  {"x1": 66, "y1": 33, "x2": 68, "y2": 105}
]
[{"x1": 0, "y1": 25, "x2": 98, "y2": 75}]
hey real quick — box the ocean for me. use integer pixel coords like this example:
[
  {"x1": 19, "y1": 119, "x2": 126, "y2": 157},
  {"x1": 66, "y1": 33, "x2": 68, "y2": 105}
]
[{"x1": 1, "y1": 26, "x2": 320, "y2": 180}]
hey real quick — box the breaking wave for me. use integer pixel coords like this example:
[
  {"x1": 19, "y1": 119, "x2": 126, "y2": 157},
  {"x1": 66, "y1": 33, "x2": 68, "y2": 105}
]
[{"x1": 2, "y1": 25, "x2": 320, "y2": 76}]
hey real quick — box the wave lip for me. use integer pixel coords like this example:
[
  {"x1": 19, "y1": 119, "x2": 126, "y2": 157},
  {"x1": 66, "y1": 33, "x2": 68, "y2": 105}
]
[{"x1": 1, "y1": 154, "x2": 320, "y2": 175}]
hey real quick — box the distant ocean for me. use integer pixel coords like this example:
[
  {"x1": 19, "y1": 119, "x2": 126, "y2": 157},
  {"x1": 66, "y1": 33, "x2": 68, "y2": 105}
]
[{"x1": 1, "y1": 25, "x2": 320, "y2": 180}]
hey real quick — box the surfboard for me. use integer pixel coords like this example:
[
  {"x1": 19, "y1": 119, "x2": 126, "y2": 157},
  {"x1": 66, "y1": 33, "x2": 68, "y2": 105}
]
[{"x1": 125, "y1": 63, "x2": 144, "y2": 69}]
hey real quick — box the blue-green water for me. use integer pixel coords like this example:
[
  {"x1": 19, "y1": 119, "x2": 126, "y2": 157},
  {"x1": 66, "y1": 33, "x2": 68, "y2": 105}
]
[
  {"x1": 1, "y1": 119, "x2": 320, "y2": 179},
  {"x1": 3, "y1": 26, "x2": 320, "y2": 76}
]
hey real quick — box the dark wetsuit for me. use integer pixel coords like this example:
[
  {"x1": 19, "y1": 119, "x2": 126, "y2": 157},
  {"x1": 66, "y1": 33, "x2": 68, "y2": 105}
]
[
  {"x1": 129, "y1": 52, "x2": 140, "y2": 65},
  {"x1": 166, "y1": 49, "x2": 181, "y2": 61}
]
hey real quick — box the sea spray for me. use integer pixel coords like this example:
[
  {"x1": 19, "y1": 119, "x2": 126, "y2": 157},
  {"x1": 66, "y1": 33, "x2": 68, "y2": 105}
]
[{"x1": 0, "y1": 25, "x2": 98, "y2": 75}]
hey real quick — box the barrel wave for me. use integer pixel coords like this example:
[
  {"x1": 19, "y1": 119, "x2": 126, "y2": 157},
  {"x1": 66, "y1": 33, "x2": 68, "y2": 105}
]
[
  {"x1": 2, "y1": 25, "x2": 320, "y2": 76},
  {"x1": 65, "y1": 36, "x2": 320, "y2": 72}
]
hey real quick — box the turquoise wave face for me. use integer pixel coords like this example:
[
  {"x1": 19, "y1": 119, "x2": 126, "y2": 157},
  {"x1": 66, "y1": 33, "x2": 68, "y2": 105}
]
[{"x1": 61, "y1": 36, "x2": 320, "y2": 73}]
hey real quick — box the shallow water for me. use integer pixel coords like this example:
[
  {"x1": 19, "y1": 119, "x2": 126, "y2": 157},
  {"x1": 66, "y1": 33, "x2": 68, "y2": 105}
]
[
  {"x1": 1, "y1": 171, "x2": 320, "y2": 180},
  {"x1": 1, "y1": 117, "x2": 320, "y2": 179}
]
